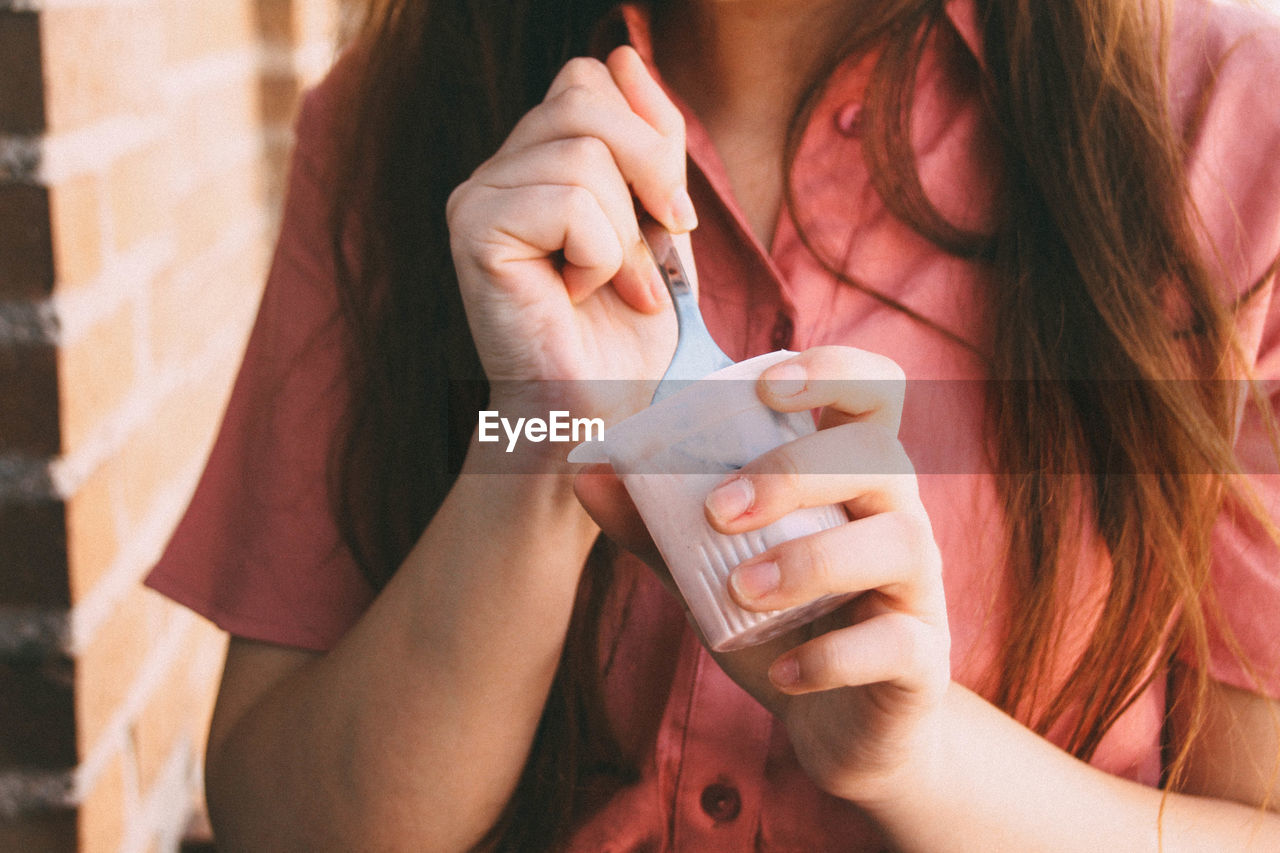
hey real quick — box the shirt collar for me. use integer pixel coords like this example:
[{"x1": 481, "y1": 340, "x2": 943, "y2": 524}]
[{"x1": 616, "y1": 0, "x2": 987, "y2": 77}]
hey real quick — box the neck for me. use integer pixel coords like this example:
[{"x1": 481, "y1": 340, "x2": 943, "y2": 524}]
[
  {"x1": 651, "y1": 0, "x2": 864, "y2": 133},
  {"x1": 649, "y1": 0, "x2": 870, "y2": 246}
]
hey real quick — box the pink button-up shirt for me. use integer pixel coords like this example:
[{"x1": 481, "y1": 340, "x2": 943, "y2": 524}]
[{"x1": 148, "y1": 0, "x2": 1280, "y2": 848}]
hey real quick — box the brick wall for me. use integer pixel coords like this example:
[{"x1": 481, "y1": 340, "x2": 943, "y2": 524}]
[{"x1": 0, "y1": 1, "x2": 349, "y2": 850}]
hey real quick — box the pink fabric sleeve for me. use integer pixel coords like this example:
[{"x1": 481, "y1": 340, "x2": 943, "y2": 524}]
[
  {"x1": 144, "y1": 60, "x2": 375, "y2": 651},
  {"x1": 1190, "y1": 6, "x2": 1280, "y2": 698},
  {"x1": 1205, "y1": 294, "x2": 1280, "y2": 698}
]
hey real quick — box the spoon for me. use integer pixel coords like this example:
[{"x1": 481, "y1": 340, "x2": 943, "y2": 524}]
[{"x1": 639, "y1": 216, "x2": 734, "y2": 403}]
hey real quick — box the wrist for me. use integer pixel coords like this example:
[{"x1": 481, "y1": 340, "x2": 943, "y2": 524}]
[
  {"x1": 453, "y1": 433, "x2": 599, "y2": 554},
  {"x1": 844, "y1": 683, "x2": 956, "y2": 821}
]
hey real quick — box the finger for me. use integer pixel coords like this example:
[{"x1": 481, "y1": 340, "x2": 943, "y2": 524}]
[
  {"x1": 767, "y1": 611, "x2": 948, "y2": 695},
  {"x1": 728, "y1": 510, "x2": 942, "y2": 615},
  {"x1": 605, "y1": 46, "x2": 684, "y2": 138},
  {"x1": 543, "y1": 55, "x2": 632, "y2": 105},
  {"x1": 703, "y1": 421, "x2": 918, "y2": 533},
  {"x1": 566, "y1": 240, "x2": 667, "y2": 313},
  {"x1": 506, "y1": 57, "x2": 690, "y2": 235},
  {"x1": 473, "y1": 138, "x2": 667, "y2": 311},
  {"x1": 453, "y1": 183, "x2": 624, "y2": 299},
  {"x1": 755, "y1": 347, "x2": 906, "y2": 433},
  {"x1": 605, "y1": 46, "x2": 695, "y2": 231}
]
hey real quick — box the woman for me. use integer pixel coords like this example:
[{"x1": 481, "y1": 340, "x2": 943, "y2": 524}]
[{"x1": 147, "y1": 0, "x2": 1280, "y2": 849}]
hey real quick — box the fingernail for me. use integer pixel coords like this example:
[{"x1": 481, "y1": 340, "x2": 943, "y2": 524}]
[
  {"x1": 770, "y1": 657, "x2": 800, "y2": 688},
  {"x1": 731, "y1": 560, "x2": 779, "y2": 601},
  {"x1": 671, "y1": 188, "x2": 698, "y2": 232},
  {"x1": 705, "y1": 477, "x2": 753, "y2": 524},
  {"x1": 650, "y1": 263, "x2": 668, "y2": 306},
  {"x1": 632, "y1": 241, "x2": 668, "y2": 308},
  {"x1": 762, "y1": 361, "x2": 806, "y2": 397}
]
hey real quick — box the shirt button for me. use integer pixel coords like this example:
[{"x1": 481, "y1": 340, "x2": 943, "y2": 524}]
[
  {"x1": 835, "y1": 102, "x2": 863, "y2": 136},
  {"x1": 699, "y1": 782, "x2": 742, "y2": 822},
  {"x1": 770, "y1": 311, "x2": 794, "y2": 350}
]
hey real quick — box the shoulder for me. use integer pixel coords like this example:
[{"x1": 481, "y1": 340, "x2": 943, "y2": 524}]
[
  {"x1": 1170, "y1": 0, "x2": 1280, "y2": 60},
  {"x1": 1169, "y1": 0, "x2": 1280, "y2": 296},
  {"x1": 289, "y1": 40, "x2": 373, "y2": 185},
  {"x1": 1168, "y1": 0, "x2": 1280, "y2": 154}
]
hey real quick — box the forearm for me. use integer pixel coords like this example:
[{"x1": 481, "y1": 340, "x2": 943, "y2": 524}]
[
  {"x1": 862, "y1": 683, "x2": 1280, "y2": 852},
  {"x1": 207, "y1": 440, "x2": 599, "y2": 851}
]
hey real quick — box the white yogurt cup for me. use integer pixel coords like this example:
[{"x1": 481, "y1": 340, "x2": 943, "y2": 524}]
[{"x1": 570, "y1": 351, "x2": 850, "y2": 651}]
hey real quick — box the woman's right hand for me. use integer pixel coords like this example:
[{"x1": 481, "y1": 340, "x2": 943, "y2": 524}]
[{"x1": 446, "y1": 46, "x2": 695, "y2": 417}]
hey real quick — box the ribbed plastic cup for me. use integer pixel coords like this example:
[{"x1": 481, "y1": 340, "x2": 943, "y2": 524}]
[{"x1": 571, "y1": 351, "x2": 849, "y2": 651}]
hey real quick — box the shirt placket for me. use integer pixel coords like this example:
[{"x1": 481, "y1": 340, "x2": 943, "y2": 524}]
[{"x1": 661, "y1": 630, "x2": 774, "y2": 851}]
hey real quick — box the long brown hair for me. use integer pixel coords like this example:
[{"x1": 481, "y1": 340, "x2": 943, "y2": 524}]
[{"x1": 325, "y1": 0, "x2": 1273, "y2": 847}]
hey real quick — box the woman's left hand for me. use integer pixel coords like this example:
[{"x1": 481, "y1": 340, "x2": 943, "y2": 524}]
[{"x1": 576, "y1": 345, "x2": 951, "y2": 805}]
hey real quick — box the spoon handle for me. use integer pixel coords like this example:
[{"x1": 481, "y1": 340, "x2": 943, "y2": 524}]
[{"x1": 638, "y1": 216, "x2": 734, "y2": 403}]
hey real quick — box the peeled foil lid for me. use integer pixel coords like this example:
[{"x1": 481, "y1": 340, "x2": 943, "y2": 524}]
[{"x1": 566, "y1": 350, "x2": 797, "y2": 466}]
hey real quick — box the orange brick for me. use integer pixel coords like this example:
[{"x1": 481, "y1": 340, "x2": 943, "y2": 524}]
[
  {"x1": 106, "y1": 360, "x2": 241, "y2": 536},
  {"x1": 297, "y1": 0, "x2": 339, "y2": 49},
  {"x1": 162, "y1": 0, "x2": 254, "y2": 66},
  {"x1": 186, "y1": 623, "x2": 228, "y2": 718},
  {"x1": 132, "y1": 621, "x2": 222, "y2": 795},
  {"x1": 41, "y1": 6, "x2": 164, "y2": 132},
  {"x1": 170, "y1": 78, "x2": 260, "y2": 186},
  {"x1": 49, "y1": 174, "x2": 104, "y2": 290},
  {"x1": 150, "y1": 229, "x2": 268, "y2": 369},
  {"x1": 67, "y1": 377, "x2": 232, "y2": 602},
  {"x1": 66, "y1": 459, "x2": 122, "y2": 604},
  {"x1": 79, "y1": 747, "x2": 126, "y2": 853},
  {"x1": 172, "y1": 173, "x2": 262, "y2": 269},
  {"x1": 58, "y1": 300, "x2": 137, "y2": 456},
  {"x1": 132, "y1": 661, "x2": 187, "y2": 797},
  {"x1": 106, "y1": 138, "x2": 179, "y2": 254},
  {"x1": 261, "y1": 139, "x2": 294, "y2": 211},
  {"x1": 258, "y1": 73, "x2": 303, "y2": 127},
  {"x1": 76, "y1": 586, "x2": 155, "y2": 756},
  {"x1": 254, "y1": 0, "x2": 296, "y2": 45},
  {"x1": 67, "y1": 366, "x2": 242, "y2": 611}
]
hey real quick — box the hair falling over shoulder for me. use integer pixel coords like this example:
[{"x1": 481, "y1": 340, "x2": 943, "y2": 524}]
[{"x1": 323, "y1": 0, "x2": 1279, "y2": 848}]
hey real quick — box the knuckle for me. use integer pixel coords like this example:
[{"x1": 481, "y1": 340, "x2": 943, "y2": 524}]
[
  {"x1": 857, "y1": 423, "x2": 901, "y2": 468},
  {"x1": 470, "y1": 239, "x2": 508, "y2": 279},
  {"x1": 876, "y1": 431, "x2": 916, "y2": 479},
  {"x1": 745, "y1": 448, "x2": 802, "y2": 507},
  {"x1": 892, "y1": 511, "x2": 936, "y2": 575},
  {"x1": 805, "y1": 345, "x2": 842, "y2": 377},
  {"x1": 444, "y1": 181, "x2": 471, "y2": 227},
  {"x1": 887, "y1": 614, "x2": 926, "y2": 672},
  {"x1": 645, "y1": 134, "x2": 685, "y2": 180},
  {"x1": 796, "y1": 534, "x2": 837, "y2": 596},
  {"x1": 812, "y1": 635, "x2": 854, "y2": 684},
  {"x1": 560, "y1": 183, "x2": 596, "y2": 215},
  {"x1": 559, "y1": 56, "x2": 608, "y2": 87},
  {"x1": 562, "y1": 135, "x2": 612, "y2": 170},
  {"x1": 772, "y1": 452, "x2": 805, "y2": 511},
  {"x1": 552, "y1": 84, "x2": 598, "y2": 122}
]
